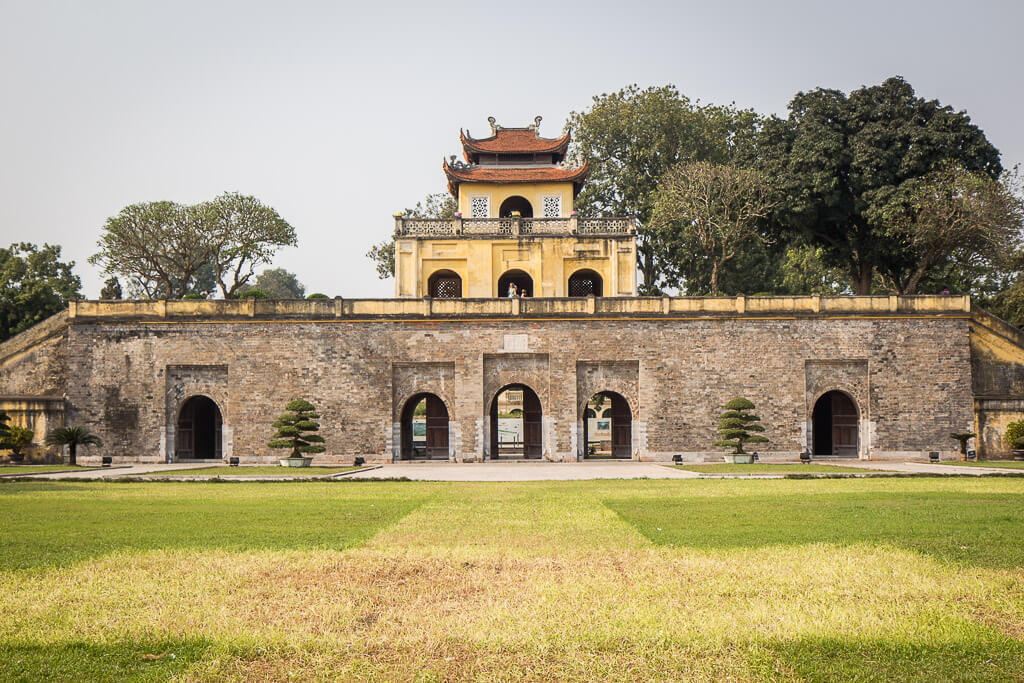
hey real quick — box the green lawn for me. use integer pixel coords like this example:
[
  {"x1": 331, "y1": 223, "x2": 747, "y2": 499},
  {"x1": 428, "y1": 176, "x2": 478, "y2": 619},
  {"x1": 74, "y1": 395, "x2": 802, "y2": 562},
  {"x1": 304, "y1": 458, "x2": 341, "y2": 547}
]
[
  {"x1": 674, "y1": 463, "x2": 871, "y2": 474},
  {"x1": 0, "y1": 465, "x2": 94, "y2": 475},
  {"x1": 946, "y1": 460, "x2": 1024, "y2": 469},
  {"x1": 144, "y1": 465, "x2": 360, "y2": 476},
  {"x1": 1, "y1": 478, "x2": 1023, "y2": 679}
]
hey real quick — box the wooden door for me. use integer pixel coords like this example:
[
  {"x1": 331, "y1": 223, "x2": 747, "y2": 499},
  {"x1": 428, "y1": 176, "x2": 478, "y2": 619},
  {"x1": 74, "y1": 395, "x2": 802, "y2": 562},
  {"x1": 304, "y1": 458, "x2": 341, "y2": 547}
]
[
  {"x1": 610, "y1": 395, "x2": 632, "y2": 458},
  {"x1": 523, "y1": 389, "x2": 542, "y2": 458},
  {"x1": 176, "y1": 402, "x2": 194, "y2": 460},
  {"x1": 425, "y1": 395, "x2": 449, "y2": 459},
  {"x1": 831, "y1": 392, "x2": 858, "y2": 457}
]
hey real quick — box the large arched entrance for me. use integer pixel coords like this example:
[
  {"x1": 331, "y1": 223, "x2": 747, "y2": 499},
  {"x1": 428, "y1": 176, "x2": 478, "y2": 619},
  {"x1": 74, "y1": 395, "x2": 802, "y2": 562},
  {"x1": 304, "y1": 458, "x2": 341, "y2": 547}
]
[
  {"x1": 811, "y1": 391, "x2": 859, "y2": 457},
  {"x1": 498, "y1": 270, "x2": 534, "y2": 297},
  {"x1": 499, "y1": 196, "x2": 533, "y2": 217},
  {"x1": 568, "y1": 269, "x2": 604, "y2": 297},
  {"x1": 583, "y1": 391, "x2": 631, "y2": 459},
  {"x1": 400, "y1": 393, "x2": 449, "y2": 460},
  {"x1": 175, "y1": 395, "x2": 222, "y2": 460},
  {"x1": 489, "y1": 384, "x2": 542, "y2": 459},
  {"x1": 428, "y1": 270, "x2": 462, "y2": 298}
]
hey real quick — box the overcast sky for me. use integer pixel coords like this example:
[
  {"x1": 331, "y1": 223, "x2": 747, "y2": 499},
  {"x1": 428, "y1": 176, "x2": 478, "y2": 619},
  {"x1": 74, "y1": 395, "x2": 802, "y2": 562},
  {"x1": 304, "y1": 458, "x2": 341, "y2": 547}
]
[{"x1": 2, "y1": 0, "x2": 1021, "y2": 298}]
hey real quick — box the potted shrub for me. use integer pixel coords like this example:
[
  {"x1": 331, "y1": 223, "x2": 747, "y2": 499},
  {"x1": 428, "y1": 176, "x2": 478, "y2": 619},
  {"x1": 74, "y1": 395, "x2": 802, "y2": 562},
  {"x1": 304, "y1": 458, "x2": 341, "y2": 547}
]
[
  {"x1": 1005, "y1": 420, "x2": 1024, "y2": 460},
  {"x1": 268, "y1": 399, "x2": 326, "y2": 467},
  {"x1": 950, "y1": 432, "x2": 975, "y2": 462},
  {"x1": 2, "y1": 425, "x2": 35, "y2": 463},
  {"x1": 713, "y1": 397, "x2": 768, "y2": 464}
]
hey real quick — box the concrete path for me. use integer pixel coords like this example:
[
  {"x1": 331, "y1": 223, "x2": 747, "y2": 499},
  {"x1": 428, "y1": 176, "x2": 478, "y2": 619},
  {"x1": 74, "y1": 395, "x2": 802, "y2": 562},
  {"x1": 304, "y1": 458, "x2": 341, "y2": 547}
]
[
  {"x1": 829, "y1": 460, "x2": 1024, "y2": 476},
  {"x1": 345, "y1": 461, "x2": 700, "y2": 481}
]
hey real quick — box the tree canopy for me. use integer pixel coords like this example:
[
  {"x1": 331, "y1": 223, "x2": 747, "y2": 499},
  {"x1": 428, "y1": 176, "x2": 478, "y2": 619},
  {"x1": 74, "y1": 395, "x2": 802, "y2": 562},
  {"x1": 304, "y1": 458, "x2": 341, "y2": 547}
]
[
  {"x1": 90, "y1": 193, "x2": 296, "y2": 299},
  {"x1": 368, "y1": 192, "x2": 456, "y2": 279},
  {"x1": 753, "y1": 76, "x2": 1003, "y2": 294},
  {"x1": 0, "y1": 243, "x2": 82, "y2": 341},
  {"x1": 240, "y1": 267, "x2": 306, "y2": 299}
]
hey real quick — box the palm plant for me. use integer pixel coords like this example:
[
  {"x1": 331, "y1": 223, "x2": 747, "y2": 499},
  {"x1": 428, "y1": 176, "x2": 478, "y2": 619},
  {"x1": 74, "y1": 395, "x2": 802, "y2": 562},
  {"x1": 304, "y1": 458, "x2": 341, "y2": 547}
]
[{"x1": 45, "y1": 426, "x2": 103, "y2": 466}]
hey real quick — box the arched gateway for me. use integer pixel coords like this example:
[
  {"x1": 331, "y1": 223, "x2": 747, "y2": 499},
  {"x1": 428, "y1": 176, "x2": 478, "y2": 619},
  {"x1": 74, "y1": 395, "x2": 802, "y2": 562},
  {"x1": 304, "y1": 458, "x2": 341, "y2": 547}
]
[
  {"x1": 811, "y1": 391, "x2": 859, "y2": 457},
  {"x1": 490, "y1": 384, "x2": 542, "y2": 459},
  {"x1": 400, "y1": 393, "x2": 449, "y2": 460},
  {"x1": 175, "y1": 395, "x2": 222, "y2": 460}
]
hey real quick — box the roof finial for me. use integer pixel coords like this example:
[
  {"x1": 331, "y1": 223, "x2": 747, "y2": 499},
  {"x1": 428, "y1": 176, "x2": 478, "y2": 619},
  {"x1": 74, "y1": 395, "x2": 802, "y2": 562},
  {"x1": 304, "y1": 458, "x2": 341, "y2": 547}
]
[
  {"x1": 487, "y1": 116, "x2": 497, "y2": 135},
  {"x1": 532, "y1": 115, "x2": 542, "y2": 132}
]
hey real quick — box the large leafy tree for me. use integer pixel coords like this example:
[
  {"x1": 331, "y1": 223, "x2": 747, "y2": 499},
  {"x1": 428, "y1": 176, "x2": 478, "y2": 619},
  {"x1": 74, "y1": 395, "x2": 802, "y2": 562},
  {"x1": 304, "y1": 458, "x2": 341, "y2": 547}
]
[
  {"x1": 0, "y1": 243, "x2": 82, "y2": 341},
  {"x1": 650, "y1": 161, "x2": 775, "y2": 295},
  {"x1": 368, "y1": 192, "x2": 456, "y2": 279},
  {"x1": 755, "y1": 76, "x2": 1002, "y2": 294},
  {"x1": 567, "y1": 84, "x2": 759, "y2": 292},
  {"x1": 90, "y1": 193, "x2": 296, "y2": 299},
  {"x1": 239, "y1": 267, "x2": 306, "y2": 299}
]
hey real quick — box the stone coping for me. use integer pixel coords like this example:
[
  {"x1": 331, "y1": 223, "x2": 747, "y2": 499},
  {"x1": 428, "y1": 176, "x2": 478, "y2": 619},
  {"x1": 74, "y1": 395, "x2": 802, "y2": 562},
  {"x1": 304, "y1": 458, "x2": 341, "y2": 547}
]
[{"x1": 65, "y1": 294, "x2": 973, "y2": 322}]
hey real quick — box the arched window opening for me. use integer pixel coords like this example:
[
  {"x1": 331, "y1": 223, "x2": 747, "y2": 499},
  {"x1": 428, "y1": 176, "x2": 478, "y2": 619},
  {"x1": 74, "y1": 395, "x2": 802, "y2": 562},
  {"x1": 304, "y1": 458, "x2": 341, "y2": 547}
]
[
  {"x1": 489, "y1": 384, "x2": 542, "y2": 459},
  {"x1": 499, "y1": 196, "x2": 533, "y2": 218},
  {"x1": 811, "y1": 391, "x2": 859, "y2": 457},
  {"x1": 498, "y1": 270, "x2": 534, "y2": 298},
  {"x1": 568, "y1": 269, "x2": 603, "y2": 297},
  {"x1": 176, "y1": 396, "x2": 222, "y2": 460},
  {"x1": 583, "y1": 391, "x2": 631, "y2": 459},
  {"x1": 428, "y1": 270, "x2": 462, "y2": 298},
  {"x1": 400, "y1": 393, "x2": 449, "y2": 460}
]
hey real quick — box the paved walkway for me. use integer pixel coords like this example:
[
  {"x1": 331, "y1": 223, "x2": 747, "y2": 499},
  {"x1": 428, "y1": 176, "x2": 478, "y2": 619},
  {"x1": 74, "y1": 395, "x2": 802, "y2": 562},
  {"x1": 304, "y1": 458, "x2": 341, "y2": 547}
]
[{"x1": 8, "y1": 460, "x2": 1022, "y2": 482}]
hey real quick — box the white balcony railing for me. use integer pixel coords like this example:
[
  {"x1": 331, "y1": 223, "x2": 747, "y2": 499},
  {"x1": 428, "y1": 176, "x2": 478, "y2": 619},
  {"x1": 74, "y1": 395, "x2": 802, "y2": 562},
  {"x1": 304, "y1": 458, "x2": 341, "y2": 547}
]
[{"x1": 394, "y1": 216, "x2": 637, "y2": 238}]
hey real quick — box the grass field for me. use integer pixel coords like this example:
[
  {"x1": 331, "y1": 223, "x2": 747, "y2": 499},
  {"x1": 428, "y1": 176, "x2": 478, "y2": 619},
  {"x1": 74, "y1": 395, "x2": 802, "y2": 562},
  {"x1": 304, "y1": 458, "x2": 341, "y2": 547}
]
[
  {"x1": 673, "y1": 463, "x2": 871, "y2": 474},
  {"x1": 947, "y1": 461, "x2": 1024, "y2": 470},
  {"x1": 0, "y1": 465, "x2": 93, "y2": 475},
  {"x1": 1, "y1": 478, "x2": 1023, "y2": 680},
  {"x1": 145, "y1": 466, "x2": 360, "y2": 476}
]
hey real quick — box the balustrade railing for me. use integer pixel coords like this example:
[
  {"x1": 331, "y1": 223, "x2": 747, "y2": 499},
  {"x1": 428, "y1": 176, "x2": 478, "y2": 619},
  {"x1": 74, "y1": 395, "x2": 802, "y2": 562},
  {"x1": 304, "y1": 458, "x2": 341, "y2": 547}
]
[{"x1": 394, "y1": 215, "x2": 636, "y2": 237}]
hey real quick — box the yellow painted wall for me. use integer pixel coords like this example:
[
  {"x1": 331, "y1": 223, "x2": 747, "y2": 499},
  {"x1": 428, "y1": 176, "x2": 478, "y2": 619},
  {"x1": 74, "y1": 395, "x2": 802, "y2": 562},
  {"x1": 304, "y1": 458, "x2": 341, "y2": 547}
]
[
  {"x1": 396, "y1": 235, "x2": 637, "y2": 298},
  {"x1": 456, "y1": 182, "x2": 575, "y2": 217}
]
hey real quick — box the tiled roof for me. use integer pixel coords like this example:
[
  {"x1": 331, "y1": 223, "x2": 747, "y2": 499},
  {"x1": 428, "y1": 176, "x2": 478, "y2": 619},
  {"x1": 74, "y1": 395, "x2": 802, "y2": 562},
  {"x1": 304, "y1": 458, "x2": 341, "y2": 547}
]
[
  {"x1": 442, "y1": 160, "x2": 589, "y2": 195},
  {"x1": 460, "y1": 128, "x2": 571, "y2": 155}
]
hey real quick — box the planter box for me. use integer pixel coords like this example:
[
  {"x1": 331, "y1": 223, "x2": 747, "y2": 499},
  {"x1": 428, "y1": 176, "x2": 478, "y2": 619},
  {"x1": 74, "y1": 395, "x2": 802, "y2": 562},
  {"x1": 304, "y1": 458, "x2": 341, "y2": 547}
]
[
  {"x1": 723, "y1": 454, "x2": 754, "y2": 464},
  {"x1": 1013, "y1": 450, "x2": 1024, "y2": 462},
  {"x1": 279, "y1": 457, "x2": 313, "y2": 468}
]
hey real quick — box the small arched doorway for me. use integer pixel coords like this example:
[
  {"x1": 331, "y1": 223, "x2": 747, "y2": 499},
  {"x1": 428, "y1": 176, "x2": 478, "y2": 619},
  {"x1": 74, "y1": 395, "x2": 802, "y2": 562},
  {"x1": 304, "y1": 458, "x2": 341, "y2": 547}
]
[
  {"x1": 176, "y1": 395, "x2": 222, "y2": 460},
  {"x1": 812, "y1": 391, "x2": 859, "y2": 457},
  {"x1": 583, "y1": 392, "x2": 631, "y2": 459},
  {"x1": 428, "y1": 270, "x2": 462, "y2": 298},
  {"x1": 568, "y1": 269, "x2": 604, "y2": 297},
  {"x1": 498, "y1": 270, "x2": 534, "y2": 297},
  {"x1": 499, "y1": 196, "x2": 533, "y2": 218},
  {"x1": 400, "y1": 393, "x2": 449, "y2": 460},
  {"x1": 490, "y1": 384, "x2": 542, "y2": 459}
]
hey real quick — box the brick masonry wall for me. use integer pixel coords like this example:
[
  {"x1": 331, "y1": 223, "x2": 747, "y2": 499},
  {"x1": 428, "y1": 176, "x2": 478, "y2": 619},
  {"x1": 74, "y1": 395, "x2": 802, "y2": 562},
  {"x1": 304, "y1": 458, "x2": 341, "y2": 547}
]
[{"x1": 48, "y1": 315, "x2": 973, "y2": 463}]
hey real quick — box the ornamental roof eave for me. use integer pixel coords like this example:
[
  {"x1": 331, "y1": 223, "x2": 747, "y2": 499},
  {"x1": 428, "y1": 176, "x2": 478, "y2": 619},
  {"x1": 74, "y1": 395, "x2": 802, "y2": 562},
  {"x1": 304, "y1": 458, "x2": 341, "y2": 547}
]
[
  {"x1": 442, "y1": 159, "x2": 590, "y2": 197},
  {"x1": 459, "y1": 128, "x2": 572, "y2": 157}
]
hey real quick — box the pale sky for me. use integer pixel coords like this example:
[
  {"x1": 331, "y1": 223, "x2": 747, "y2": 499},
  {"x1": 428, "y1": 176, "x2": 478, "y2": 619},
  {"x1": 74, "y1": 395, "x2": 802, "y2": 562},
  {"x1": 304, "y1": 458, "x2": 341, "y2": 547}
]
[{"x1": 2, "y1": 0, "x2": 1021, "y2": 298}]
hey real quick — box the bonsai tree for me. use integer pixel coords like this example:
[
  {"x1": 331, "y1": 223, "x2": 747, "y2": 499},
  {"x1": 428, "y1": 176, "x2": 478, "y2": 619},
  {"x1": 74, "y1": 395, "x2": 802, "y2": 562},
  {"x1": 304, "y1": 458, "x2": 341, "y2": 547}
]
[
  {"x1": 268, "y1": 399, "x2": 326, "y2": 460},
  {"x1": 1005, "y1": 420, "x2": 1024, "y2": 452},
  {"x1": 713, "y1": 397, "x2": 768, "y2": 458},
  {"x1": 950, "y1": 432, "x2": 975, "y2": 461},
  {"x1": 2, "y1": 425, "x2": 35, "y2": 462},
  {"x1": 46, "y1": 426, "x2": 103, "y2": 466}
]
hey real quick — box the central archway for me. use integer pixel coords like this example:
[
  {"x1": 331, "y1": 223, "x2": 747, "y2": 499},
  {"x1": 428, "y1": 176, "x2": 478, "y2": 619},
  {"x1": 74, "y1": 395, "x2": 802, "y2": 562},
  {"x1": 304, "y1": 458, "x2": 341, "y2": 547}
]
[
  {"x1": 175, "y1": 395, "x2": 222, "y2": 460},
  {"x1": 583, "y1": 391, "x2": 631, "y2": 459},
  {"x1": 499, "y1": 196, "x2": 533, "y2": 218},
  {"x1": 568, "y1": 269, "x2": 603, "y2": 297},
  {"x1": 400, "y1": 393, "x2": 449, "y2": 460},
  {"x1": 812, "y1": 391, "x2": 859, "y2": 457},
  {"x1": 489, "y1": 384, "x2": 542, "y2": 459},
  {"x1": 428, "y1": 270, "x2": 462, "y2": 298},
  {"x1": 498, "y1": 269, "x2": 534, "y2": 297}
]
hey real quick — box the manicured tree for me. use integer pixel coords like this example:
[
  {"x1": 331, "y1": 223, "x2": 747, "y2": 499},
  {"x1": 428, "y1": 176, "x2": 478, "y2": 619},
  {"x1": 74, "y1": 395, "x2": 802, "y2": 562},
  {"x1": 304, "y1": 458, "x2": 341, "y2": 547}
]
[
  {"x1": 713, "y1": 397, "x2": 768, "y2": 454},
  {"x1": 2, "y1": 425, "x2": 35, "y2": 462},
  {"x1": 45, "y1": 426, "x2": 103, "y2": 466},
  {"x1": 268, "y1": 399, "x2": 326, "y2": 459},
  {"x1": 950, "y1": 432, "x2": 975, "y2": 462},
  {"x1": 1004, "y1": 420, "x2": 1024, "y2": 452}
]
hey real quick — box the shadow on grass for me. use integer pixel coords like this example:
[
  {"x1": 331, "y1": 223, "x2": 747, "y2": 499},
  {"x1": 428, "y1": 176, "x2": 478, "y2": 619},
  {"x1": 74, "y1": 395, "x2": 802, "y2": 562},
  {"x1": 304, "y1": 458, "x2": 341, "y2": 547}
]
[
  {"x1": 605, "y1": 492, "x2": 1024, "y2": 569},
  {"x1": 0, "y1": 482, "x2": 425, "y2": 572},
  {"x1": 750, "y1": 631, "x2": 1024, "y2": 681},
  {"x1": 0, "y1": 637, "x2": 222, "y2": 682}
]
